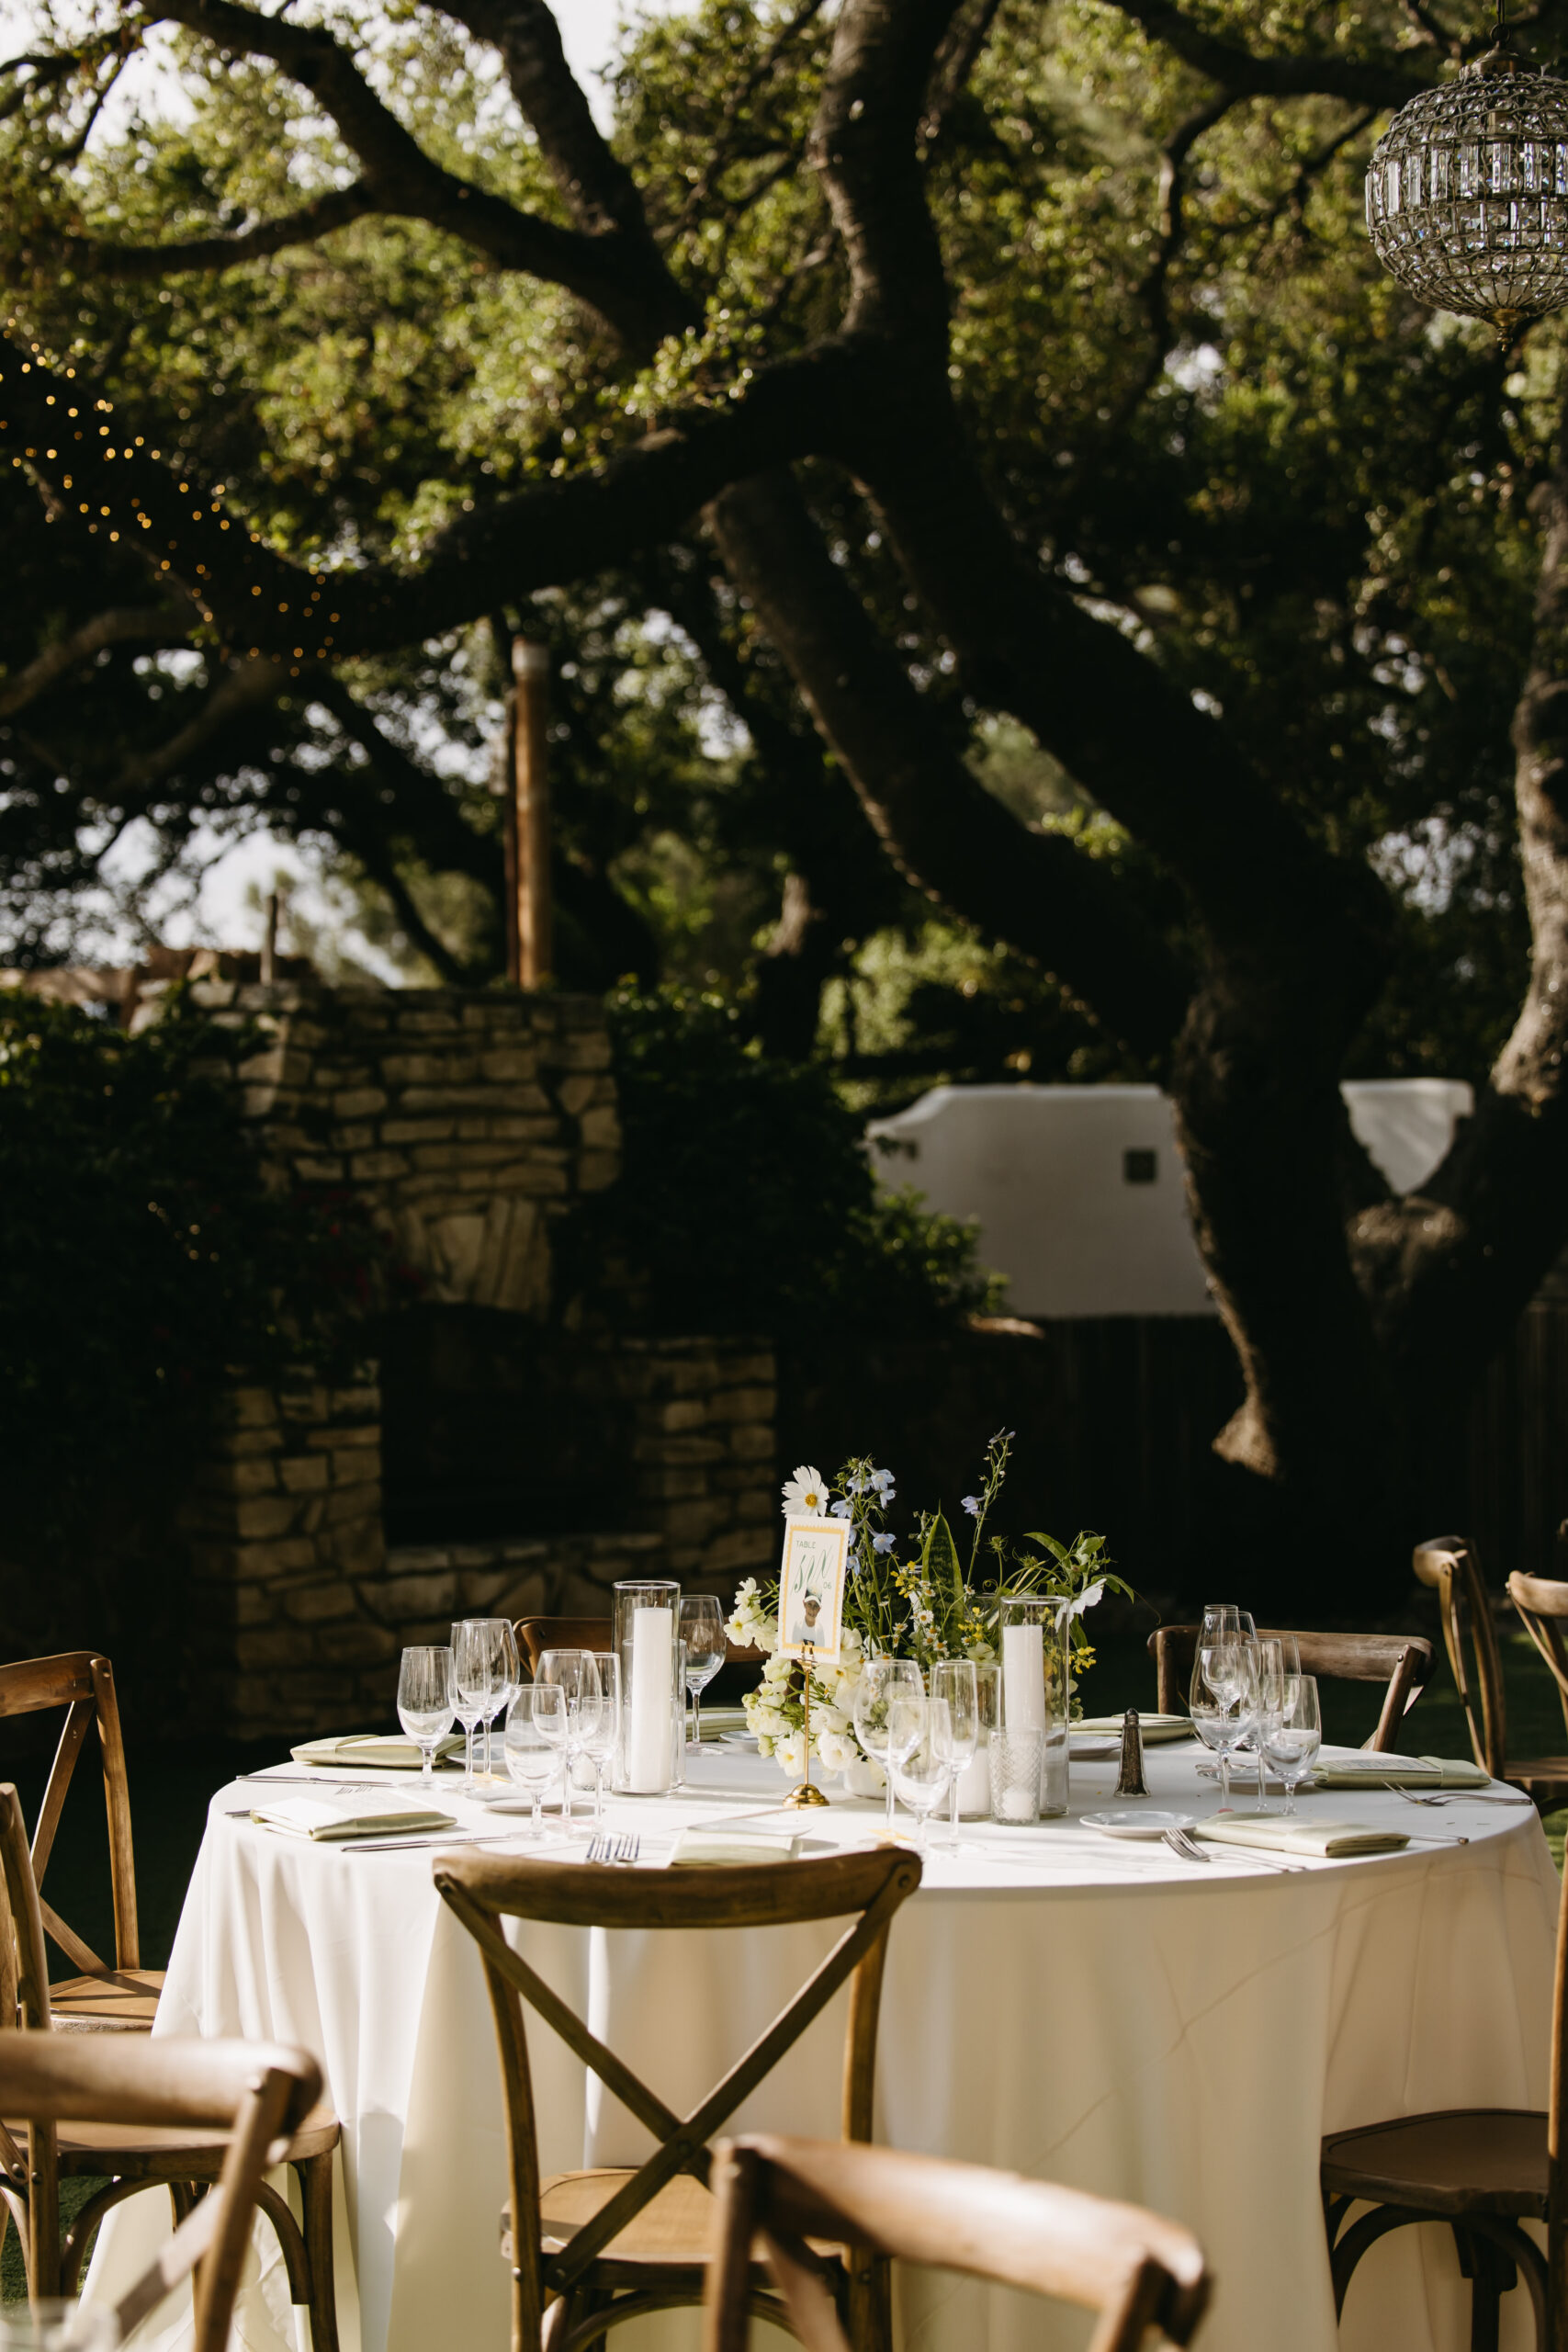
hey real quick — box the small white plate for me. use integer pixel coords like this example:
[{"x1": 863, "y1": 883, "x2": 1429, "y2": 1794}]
[{"x1": 1081, "y1": 1809, "x2": 1196, "y2": 1840}]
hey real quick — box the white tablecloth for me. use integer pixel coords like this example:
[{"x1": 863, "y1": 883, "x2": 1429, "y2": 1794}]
[{"x1": 85, "y1": 1741, "x2": 1560, "y2": 2352}]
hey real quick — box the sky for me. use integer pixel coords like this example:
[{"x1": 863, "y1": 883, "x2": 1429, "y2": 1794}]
[{"x1": 2, "y1": 0, "x2": 679, "y2": 971}]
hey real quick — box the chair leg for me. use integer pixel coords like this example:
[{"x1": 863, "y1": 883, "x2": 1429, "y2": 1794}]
[
  {"x1": 1327, "y1": 2204, "x2": 1432, "y2": 2318},
  {"x1": 1459, "y1": 2230, "x2": 1506, "y2": 2352},
  {"x1": 293, "y1": 2152, "x2": 341, "y2": 2352}
]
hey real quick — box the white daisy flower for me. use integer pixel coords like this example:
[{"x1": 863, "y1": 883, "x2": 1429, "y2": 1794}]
[{"x1": 781, "y1": 1464, "x2": 829, "y2": 1517}]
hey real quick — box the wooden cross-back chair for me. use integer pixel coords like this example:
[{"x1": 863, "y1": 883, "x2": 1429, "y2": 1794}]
[
  {"x1": 703, "y1": 2133, "x2": 1211, "y2": 2352},
  {"x1": 0, "y1": 2030, "x2": 321, "y2": 2352},
  {"x1": 435, "y1": 1844, "x2": 922, "y2": 2352},
  {"x1": 1321, "y1": 1815, "x2": 1568, "y2": 2351},
  {"x1": 1148, "y1": 1625, "x2": 1432, "y2": 1749},
  {"x1": 0, "y1": 1782, "x2": 342, "y2": 2348},
  {"x1": 514, "y1": 1618, "x2": 766, "y2": 1677},
  {"x1": 0, "y1": 1650, "x2": 161, "y2": 2030},
  {"x1": 1414, "y1": 1537, "x2": 1568, "y2": 1806}
]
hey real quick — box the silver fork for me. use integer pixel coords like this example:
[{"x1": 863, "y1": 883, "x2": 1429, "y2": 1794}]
[
  {"x1": 584, "y1": 1832, "x2": 640, "y2": 1864},
  {"x1": 1167, "y1": 1826, "x2": 1303, "y2": 1872},
  {"x1": 1381, "y1": 1782, "x2": 1529, "y2": 1808}
]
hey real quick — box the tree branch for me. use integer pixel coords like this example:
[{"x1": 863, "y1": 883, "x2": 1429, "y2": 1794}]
[
  {"x1": 0, "y1": 601, "x2": 192, "y2": 718},
  {"x1": 708, "y1": 469, "x2": 1190, "y2": 1062},
  {"x1": 922, "y1": 0, "x2": 1007, "y2": 140},
  {"x1": 99, "y1": 654, "x2": 285, "y2": 802},
  {"x1": 1100, "y1": 0, "x2": 1435, "y2": 107},
  {"x1": 138, "y1": 0, "x2": 682, "y2": 345},
  {"x1": 0, "y1": 327, "x2": 869, "y2": 655},
  {"x1": 46, "y1": 184, "x2": 375, "y2": 281}
]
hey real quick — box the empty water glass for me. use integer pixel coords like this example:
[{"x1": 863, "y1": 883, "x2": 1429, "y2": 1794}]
[
  {"x1": 397, "y1": 1646, "x2": 456, "y2": 1786},
  {"x1": 891, "y1": 1702, "x2": 951, "y2": 1852},
  {"x1": 505, "y1": 1685, "x2": 567, "y2": 1839},
  {"x1": 679, "y1": 1595, "x2": 728, "y2": 1749},
  {"x1": 931, "y1": 1659, "x2": 979, "y2": 1845},
  {"x1": 1260, "y1": 1673, "x2": 1322, "y2": 1815},
  {"x1": 853, "y1": 1657, "x2": 925, "y2": 1839}
]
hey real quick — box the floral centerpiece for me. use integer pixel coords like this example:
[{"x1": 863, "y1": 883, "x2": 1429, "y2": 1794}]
[{"x1": 727, "y1": 1430, "x2": 1134, "y2": 1783}]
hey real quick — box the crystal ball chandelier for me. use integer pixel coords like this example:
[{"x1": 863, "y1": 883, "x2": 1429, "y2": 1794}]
[{"x1": 1365, "y1": 3, "x2": 1568, "y2": 344}]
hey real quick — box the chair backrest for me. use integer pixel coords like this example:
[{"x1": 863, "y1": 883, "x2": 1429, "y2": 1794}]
[
  {"x1": 435, "y1": 1845, "x2": 921, "y2": 2350},
  {"x1": 514, "y1": 1617, "x2": 765, "y2": 1676},
  {"x1": 1412, "y1": 1536, "x2": 1512, "y2": 1776},
  {"x1": 0, "y1": 2028, "x2": 321, "y2": 2352},
  {"x1": 1148, "y1": 1625, "x2": 1432, "y2": 1750},
  {"x1": 701, "y1": 2132, "x2": 1211, "y2": 2352},
  {"x1": 0, "y1": 1651, "x2": 141, "y2": 1980},
  {"x1": 1506, "y1": 1573, "x2": 1568, "y2": 1742}
]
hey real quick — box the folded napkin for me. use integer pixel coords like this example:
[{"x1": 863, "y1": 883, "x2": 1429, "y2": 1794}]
[
  {"x1": 1311, "y1": 1749, "x2": 1491, "y2": 1790},
  {"x1": 670, "y1": 1827, "x2": 804, "y2": 1867},
  {"x1": 251, "y1": 1795, "x2": 457, "y2": 1842},
  {"x1": 1196, "y1": 1813, "x2": 1410, "y2": 1858},
  {"x1": 1077, "y1": 1714, "x2": 1195, "y2": 1746},
  {"x1": 290, "y1": 1733, "x2": 463, "y2": 1772}
]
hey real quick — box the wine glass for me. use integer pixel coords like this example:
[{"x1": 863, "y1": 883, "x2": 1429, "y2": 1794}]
[
  {"x1": 580, "y1": 1653, "x2": 621, "y2": 1822},
  {"x1": 931, "y1": 1659, "x2": 979, "y2": 1846},
  {"x1": 504, "y1": 1686, "x2": 567, "y2": 1839},
  {"x1": 679, "y1": 1595, "x2": 727, "y2": 1750},
  {"x1": 890, "y1": 1699, "x2": 950, "y2": 1852},
  {"x1": 853, "y1": 1657, "x2": 925, "y2": 1840},
  {"x1": 452, "y1": 1621, "x2": 498, "y2": 1794},
  {"x1": 1260, "y1": 1673, "x2": 1322, "y2": 1815},
  {"x1": 397, "y1": 1646, "x2": 456, "y2": 1786}
]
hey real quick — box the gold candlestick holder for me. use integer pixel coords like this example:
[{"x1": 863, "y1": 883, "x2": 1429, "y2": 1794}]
[{"x1": 784, "y1": 1643, "x2": 829, "y2": 1809}]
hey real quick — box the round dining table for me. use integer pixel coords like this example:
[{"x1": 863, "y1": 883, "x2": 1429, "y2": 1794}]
[{"x1": 84, "y1": 1732, "x2": 1559, "y2": 2352}]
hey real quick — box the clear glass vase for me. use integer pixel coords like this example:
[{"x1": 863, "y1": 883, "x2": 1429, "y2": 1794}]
[
  {"x1": 997, "y1": 1593, "x2": 1068, "y2": 1817},
  {"x1": 612, "y1": 1578, "x2": 682, "y2": 1794}
]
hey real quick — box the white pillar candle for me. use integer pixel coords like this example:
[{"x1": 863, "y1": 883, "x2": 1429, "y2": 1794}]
[
  {"x1": 1002, "y1": 1623, "x2": 1046, "y2": 1734},
  {"x1": 627, "y1": 1608, "x2": 674, "y2": 1792}
]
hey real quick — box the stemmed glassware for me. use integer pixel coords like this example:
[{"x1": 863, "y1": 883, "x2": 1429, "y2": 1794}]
[
  {"x1": 931, "y1": 1659, "x2": 978, "y2": 1846},
  {"x1": 1260, "y1": 1673, "x2": 1322, "y2": 1815},
  {"x1": 1252, "y1": 1638, "x2": 1289, "y2": 1811},
  {"x1": 479, "y1": 1619, "x2": 519, "y2": 1781},
  {"x1": 538, "y1": 1649, "x2": 598, "y2": 1821},
  {"x1": 504, "y1": 1685, "x2": 567, "y2": 1838},
  {"x1": 397, "y1": 1646, "x2": 456, "y2": 1786},
  {"x1": 890, "y1": 1700, "x2": 951, "y2": 1852},
  {"x1": 580, "y1": 1654, "x2": 621, "y2": 1823},
  {"x1": 1190, "y1": 1623, "x2": 1259, "y2": 1813},
  {"x1": 853, "y1": 1657, "x2": 925, "y2": 1840},
  {"x1": 451, "y1": 1623, "x2": 491, "y2": 1794},
  {"x1": 679, "y1": 1596, "x2": 727, "y2": 1750}
]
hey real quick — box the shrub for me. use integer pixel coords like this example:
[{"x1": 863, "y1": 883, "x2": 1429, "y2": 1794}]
[{"x1": 565, "y1": 986, "x2": 1001, "y2": 1334}]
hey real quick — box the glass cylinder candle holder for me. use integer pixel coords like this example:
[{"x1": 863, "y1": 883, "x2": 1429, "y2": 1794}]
[
  {"x1": 989, "y1": 1725, "x2": 1043, "y2": 1824},
  {"x1": 997, "y1": 1594, "x2": 1068, "y2": 1818},
  {"x1": 955, "y1": 1658, "x2": 1001, "y2": 1818},
  {"x1": 612, "y1": 1579, "x2": 682, "y2": 1794}
]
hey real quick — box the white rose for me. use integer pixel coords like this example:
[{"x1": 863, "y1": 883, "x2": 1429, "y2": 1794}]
[
  {"x1": 775, "y1": 1728, "x2": 807, "y2": 1777},
  {"x1": 817, "y1": 1727, "x2": 859, "y2": 1774}
]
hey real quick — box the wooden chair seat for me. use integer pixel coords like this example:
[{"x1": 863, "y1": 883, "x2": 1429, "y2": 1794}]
[
  {"x1": 1322, "y1": 2109, "x2": 1548, "y2": 2220},
  {"x1": 17, "y1": 2098, "x2": 341, "y2": 2174},
  {"x1": 520, "y1": 2170, "x2": 839, "y2": 2278},
  {"x1": 1502, "y1": 1759, "x2": 1568, "y2": 1802},
  {"x1": 48, "y1": 1967, "x2": 165, "y2": 2033}
]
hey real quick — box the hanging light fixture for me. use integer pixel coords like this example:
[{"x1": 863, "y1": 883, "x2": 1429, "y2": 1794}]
[{"x1": 1365, "y1": 0, "x2": 1568, "y2": 345}]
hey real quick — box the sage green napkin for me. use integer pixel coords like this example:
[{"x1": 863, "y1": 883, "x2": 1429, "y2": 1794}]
[
  {"x1": 1077, "y1": 1714, "x2": 1195, "y2": 1746},
  {"x1": 1197, "y1": 1813, "x2": 1410, "y2": 1858},
  {"x1": 290, "y1": 1733, "x2": 463, "y2": 1772},
  {"x1": 670, "y1": 1827, "x2": 803, "y2": 1866},
  {"x1": 252, "y1": 1796, "x2": 457, "y2": 1842},
  {"x1": 1311, "y1": 1750, "x2": 1490, "y2": 1791}
]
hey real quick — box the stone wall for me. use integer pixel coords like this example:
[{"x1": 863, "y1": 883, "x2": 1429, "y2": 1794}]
[
  {"x1": 191, "y1": 979, "x2": 618, "y2": 1317},
  {"x1": 189, "y1": 1337, "x2": 776, "y2": 1739}
]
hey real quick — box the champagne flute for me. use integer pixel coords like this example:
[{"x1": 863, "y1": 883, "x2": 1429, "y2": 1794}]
[
  {"x1": 504, "y1": 1686, "x2": 566, "y2": 1839},
  {"x1": 679, "y1": 1595, "x2": 728, "y2": 1750},
  {"x1": 451, "y1": 1620, "x2": 495, "y2": 1795},
  {"x1": 853, "y1": 1657, "x2": 925, "y2": 1840},
  {"x1": 1261, "y1": 1673, "x2": 1322, "y2": 1815},
  {"x1": 580, "y1": 1653, "x2": 621, "y2": 1822},
  {"x1": 397, "y1": 1646, "x2": 456, "y2": 1786},
  {"x1": 1252, "y1": 1637, "x2": 1288, "y2": 1810},
  {"x1": 538, "y1": 1649, "x2": 596, "y2": 1820},
  {"x1": 476, "y1": 1618, "x2": 519, "y2": 1781},
  {"x1": 931, "y1": 1659, "x2": 979, "y2": 1846}
]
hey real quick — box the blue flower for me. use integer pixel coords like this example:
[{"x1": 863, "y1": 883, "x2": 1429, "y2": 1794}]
[
  {"x1": 869, "y1": 1468, "x2": 895, "y2": 1497},
  {"x1": 830, "y1": 1498, "x2": 852, "y2": 1519},
  {"x1": 962, "y1": 1495, "x2": 981, "y2": 1517},
  {"x1": 872, "y1": 1532, "x2": 896, "y2": 1554}
]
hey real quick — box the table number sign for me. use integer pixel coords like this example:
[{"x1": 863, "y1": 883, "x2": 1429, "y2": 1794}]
[{"x1": 777, "y1": 1517, "x2": 849, "y2": 1661}]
